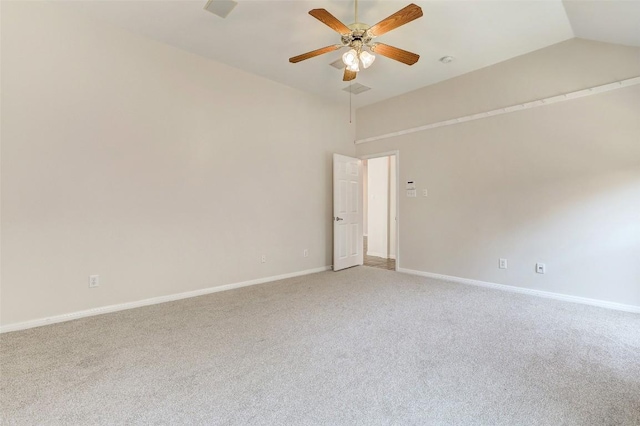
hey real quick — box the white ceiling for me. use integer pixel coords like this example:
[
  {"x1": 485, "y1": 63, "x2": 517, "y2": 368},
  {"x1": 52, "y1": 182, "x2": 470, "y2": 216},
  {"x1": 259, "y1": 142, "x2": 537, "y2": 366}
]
[
  {"x1": 563, "y1": 0, "x2": 640, "y2": 47},
  {"x1": 58, "y1": 0, "x2": 639, "y2": 108}
]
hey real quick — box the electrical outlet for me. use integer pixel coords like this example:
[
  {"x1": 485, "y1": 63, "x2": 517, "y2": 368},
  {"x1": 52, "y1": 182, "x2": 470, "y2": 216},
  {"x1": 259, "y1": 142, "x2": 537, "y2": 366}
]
[
  {"x1": 422, "y1": 189, "x2": 428, "y2": 197},
  {"x1": 499, "y1": 259, "x2": 508, "y2": 269},
  {"x1": 261, "y1": 254, "x2": 266, "y2": 263},
  {"x1": 536, "y1": 263, "x2": 546, "y2": 274},
  {"x1": 89, "y1": 275, "x2": 99, "y2": 288},
  {"x1": 303, "y1": 249, "x2": 309, "y2": 258}
]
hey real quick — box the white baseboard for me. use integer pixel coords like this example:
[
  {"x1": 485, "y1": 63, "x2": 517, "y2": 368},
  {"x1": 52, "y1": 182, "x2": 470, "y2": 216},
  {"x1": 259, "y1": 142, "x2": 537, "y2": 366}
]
[
  {"x1": 367, "y1": 251, "x2": 388, "y2": 259},
  {"x1": 365, "y1": 251, "x2": 396, "y2": 260},
  {"x1": 0, "y1": 266, "x2": 332, "y2": 334},
  {"x1": 397, "y1": 268, "x2": 640, "y2": 314}
]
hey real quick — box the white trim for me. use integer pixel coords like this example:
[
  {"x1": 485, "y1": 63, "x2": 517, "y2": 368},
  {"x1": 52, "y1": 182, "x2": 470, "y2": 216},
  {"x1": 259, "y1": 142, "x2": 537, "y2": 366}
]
[
  {"x1": 359, "y1": 151, "x2": 401, "y2": 160},
  {"x1": 398, "y1": 268, "x2": 640, "y2": 314},
  {"x1": 359, "y1": 150, "x2": 400, "y2": 271},
  {"x1": 0, "y1": 266, "x2": 332, "y2": 334},
  {"x1": 355, "y1": 76, "x2": 640, "y2": 145}
]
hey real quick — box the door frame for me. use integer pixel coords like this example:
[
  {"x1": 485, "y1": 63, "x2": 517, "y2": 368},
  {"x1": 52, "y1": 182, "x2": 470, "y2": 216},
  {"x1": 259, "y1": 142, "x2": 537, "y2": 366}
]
[{"x1": 359, "y1": 150, "x2": 400, "y2": 271}]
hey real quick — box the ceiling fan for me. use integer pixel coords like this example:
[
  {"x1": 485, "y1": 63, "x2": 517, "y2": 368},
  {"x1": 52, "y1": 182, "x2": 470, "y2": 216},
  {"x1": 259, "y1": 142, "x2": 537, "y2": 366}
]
[{"x1": 289, "y1": 1, "x2": 423, "y2": 82}]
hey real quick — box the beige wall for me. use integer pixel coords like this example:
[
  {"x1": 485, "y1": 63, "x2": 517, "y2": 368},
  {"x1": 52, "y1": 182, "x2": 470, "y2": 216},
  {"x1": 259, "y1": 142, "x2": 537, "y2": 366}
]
[
  {"x1": 0, "y1": 2, "x2": 355, "y2": 326},
  {"x1": 356, "y1": 39, "x2": 640, "y2": 307}
]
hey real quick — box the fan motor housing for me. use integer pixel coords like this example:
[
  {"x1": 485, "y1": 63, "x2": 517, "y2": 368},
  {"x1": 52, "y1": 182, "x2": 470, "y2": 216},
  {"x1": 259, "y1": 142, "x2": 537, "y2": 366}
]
[{"x1": 342, "y1": 23, "x2": 374, "y2": 48}]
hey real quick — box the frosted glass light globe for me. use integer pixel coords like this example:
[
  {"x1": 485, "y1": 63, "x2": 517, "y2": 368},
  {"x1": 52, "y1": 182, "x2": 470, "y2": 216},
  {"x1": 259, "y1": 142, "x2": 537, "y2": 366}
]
[
  {"x1": 359, "y1": 50, "x2": 376, "y2": 69},
  {"x1": 342, "y1": 49, "x2": 359, "y2": 67}
]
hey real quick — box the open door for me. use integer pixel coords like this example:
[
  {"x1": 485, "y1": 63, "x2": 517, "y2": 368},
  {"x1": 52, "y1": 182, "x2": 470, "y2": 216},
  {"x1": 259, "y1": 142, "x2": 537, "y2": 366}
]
[{"x1": 333, "y1": 154, "x2": 363, "y2": 271}]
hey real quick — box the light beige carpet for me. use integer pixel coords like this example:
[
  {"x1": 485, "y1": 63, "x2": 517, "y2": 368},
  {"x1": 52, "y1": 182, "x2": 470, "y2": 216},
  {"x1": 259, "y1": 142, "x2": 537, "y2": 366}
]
[{"x1": 1, "y1": 267, "x2": 639, "y2": 425}]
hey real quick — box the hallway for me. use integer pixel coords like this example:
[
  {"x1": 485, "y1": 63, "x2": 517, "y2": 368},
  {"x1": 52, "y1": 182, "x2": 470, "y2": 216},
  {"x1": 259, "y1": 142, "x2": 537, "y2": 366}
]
[{"x1": 363, "y1": 236, "x2": 395, "y2": 271}]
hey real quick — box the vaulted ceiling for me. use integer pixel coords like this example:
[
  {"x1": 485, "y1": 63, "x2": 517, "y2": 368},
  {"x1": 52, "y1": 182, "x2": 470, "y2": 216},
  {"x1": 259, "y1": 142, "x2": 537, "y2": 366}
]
[{"x1": 59, "y1": 0, "x2": 640, "y2": 107}]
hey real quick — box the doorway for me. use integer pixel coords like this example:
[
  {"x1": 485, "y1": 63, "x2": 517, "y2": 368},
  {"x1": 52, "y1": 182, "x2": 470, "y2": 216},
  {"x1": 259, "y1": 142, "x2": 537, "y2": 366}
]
[{"x1": 362, "y1": 153, "x2": 398, "y2": 271}]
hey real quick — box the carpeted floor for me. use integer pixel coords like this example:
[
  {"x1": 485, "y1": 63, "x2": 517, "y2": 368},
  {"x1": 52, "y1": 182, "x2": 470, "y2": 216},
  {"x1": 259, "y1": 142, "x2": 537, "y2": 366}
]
[{"x1": 1, "y1": 267, "x2": 639, "y2": 425}]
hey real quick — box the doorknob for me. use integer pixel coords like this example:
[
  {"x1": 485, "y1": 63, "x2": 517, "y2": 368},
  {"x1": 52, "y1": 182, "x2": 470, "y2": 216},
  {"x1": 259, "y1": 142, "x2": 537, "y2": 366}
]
[{"x1": 335, "y1": 217, "x2": 344, "y2": 221}]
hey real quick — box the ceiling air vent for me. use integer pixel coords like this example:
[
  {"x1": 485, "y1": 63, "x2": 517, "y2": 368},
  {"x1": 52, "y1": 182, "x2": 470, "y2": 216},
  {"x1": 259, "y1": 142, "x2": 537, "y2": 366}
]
[
  {"x1": 329, "y1": 58, "x2": 345, "y2": 70},
  {"x1": 342, "y1": 83, "x2": 371, "y2": 95},
  {"x1": 203, "y1": 0, "x2": 238, "y2": 18}
]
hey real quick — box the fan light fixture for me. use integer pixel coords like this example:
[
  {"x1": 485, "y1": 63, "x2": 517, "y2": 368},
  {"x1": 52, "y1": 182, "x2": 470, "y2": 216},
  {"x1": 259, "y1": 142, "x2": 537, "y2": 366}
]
[
  {"x1": 342, "y1": 49, "x2": 359, "y2": 67},
  {"x1": 342, "y1": 49, "x2": 375, "y2": 73},
  {"x1": 359, "y1": 50, "x2": 376, "y2": 69},
  {"x1": 347, "y1": 62, "x2": 360, "y2": 72}
]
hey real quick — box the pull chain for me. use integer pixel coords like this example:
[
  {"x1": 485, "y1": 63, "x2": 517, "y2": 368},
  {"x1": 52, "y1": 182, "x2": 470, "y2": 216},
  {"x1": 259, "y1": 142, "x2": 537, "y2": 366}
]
[{"x1": 349, "y1": 84, "x2": 352, "y2": 123}]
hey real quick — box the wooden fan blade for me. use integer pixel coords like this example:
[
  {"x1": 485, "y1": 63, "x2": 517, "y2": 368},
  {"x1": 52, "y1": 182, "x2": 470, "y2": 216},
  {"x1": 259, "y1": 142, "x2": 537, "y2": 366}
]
[
  {"x1": 343, "y1": 68, "x2": 357, "y2": 82},
  {"x1": 309, "y1": 9, "x2": 352, "y2": 35},
  {"x1": 371, "y1": 43, "x2": 420, "y2": 65},
  {"x1": 289, "y1": 45, "x2": 343, "y2": 63},
  {"x1": 368, "y1": 4, "x2": 423, "y2": 37}
]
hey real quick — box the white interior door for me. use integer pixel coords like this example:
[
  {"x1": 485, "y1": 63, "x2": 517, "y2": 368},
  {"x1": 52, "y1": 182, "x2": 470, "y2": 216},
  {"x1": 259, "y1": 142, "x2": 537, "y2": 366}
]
[{"x1": 333, "y1": 154, "x2": 363, "y2": 271}]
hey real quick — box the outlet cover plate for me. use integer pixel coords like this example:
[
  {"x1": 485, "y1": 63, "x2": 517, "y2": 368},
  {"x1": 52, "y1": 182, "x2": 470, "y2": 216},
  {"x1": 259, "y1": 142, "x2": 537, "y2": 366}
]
[{"x1": 89, "y1": 275, "x2": 100, "y2": 288}]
